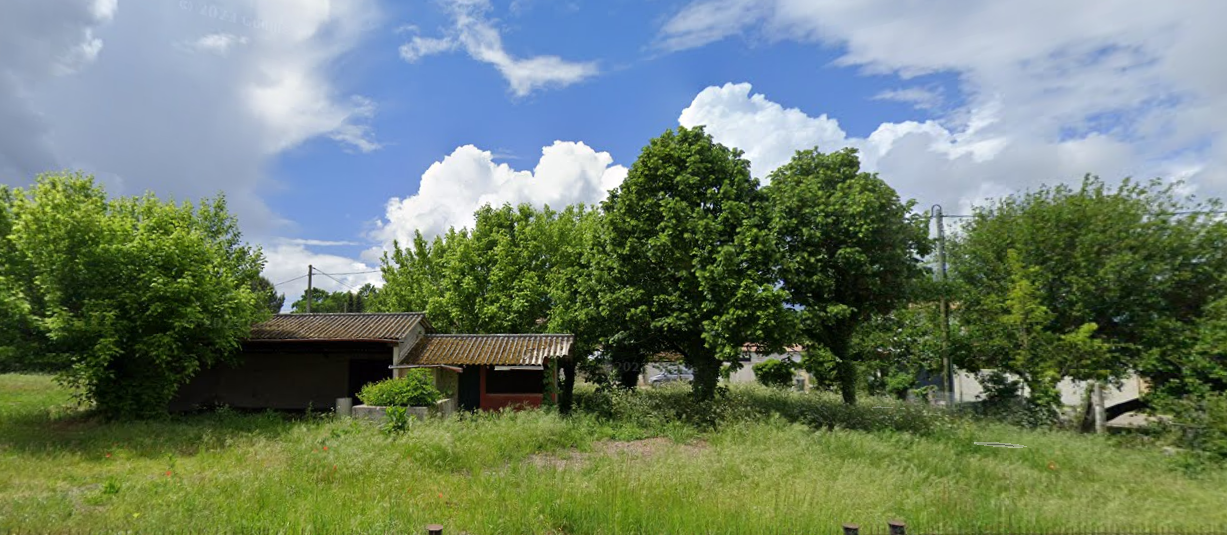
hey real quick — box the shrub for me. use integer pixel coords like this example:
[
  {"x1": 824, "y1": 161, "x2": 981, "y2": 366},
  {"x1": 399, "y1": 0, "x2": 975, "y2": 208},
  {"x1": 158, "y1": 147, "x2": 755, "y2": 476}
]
[
  {"x1": 380, "y1": 406, "x2": 411, "y2": 435},
  {"x1": 753, "y1": 358, "x2": 798, "y2": 388},
  {"x1": 1156, "y1": 391, "x2": 1227, "y2": 461},
  {"x1": 357, "y1": 371, "x2": 442, "y2": 407},
  {"x1": 969, "y1": 370, "x2": 1059, "y2": 428},
  {"x1": 572, "y1": 383, "x2": 953, "y2": 436}
]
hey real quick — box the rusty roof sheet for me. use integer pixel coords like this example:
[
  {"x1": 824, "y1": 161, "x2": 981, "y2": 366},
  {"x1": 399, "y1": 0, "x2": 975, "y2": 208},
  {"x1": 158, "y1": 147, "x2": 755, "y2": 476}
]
[
  {"x1": 404, "y1": 334, "x2": 574, "y2": 366},
  {"x1": 247, "y1": 313, "x2": 430, "y2": 342}
]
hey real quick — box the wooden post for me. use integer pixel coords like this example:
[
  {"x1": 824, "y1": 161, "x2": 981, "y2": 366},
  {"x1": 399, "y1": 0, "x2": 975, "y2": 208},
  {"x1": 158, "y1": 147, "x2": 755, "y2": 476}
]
[
  {"x1": 426, "y1": 524, "x2": 444, "y2": 535},
  {"x1": 888, "y1": 520, "x2": 906, "y2": 535},
  {"x1": 842, "y1": 523, "x2": 860, "y2": 535},
  {"x1": 1093, "y1": 380, "x2": 1107, "y2": 434}
]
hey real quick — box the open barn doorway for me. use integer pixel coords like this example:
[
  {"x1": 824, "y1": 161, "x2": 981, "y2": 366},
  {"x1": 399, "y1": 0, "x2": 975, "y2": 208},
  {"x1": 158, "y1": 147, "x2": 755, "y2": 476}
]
[{"x1": 347, "y1": 357, "x2": 392, "y2": 399}]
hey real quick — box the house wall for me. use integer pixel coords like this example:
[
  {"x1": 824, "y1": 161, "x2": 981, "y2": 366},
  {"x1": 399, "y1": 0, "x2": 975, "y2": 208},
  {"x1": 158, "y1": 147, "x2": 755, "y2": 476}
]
[
  {"x1": 171, "y1": 343, "x2": 392, "y2": 411},
  {"x1": 434, "y1": 367, "x2": 460, "y2": 397}
]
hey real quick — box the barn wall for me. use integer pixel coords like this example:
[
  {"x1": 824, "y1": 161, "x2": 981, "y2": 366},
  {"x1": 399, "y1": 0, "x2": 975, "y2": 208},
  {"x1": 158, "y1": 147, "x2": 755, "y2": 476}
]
[{"x1": 171, "y1": 347, "x2": 391, "y2": 411}]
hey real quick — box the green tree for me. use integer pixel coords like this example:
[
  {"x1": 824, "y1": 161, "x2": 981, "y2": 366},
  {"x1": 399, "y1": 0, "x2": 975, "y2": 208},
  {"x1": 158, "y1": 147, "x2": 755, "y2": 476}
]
[
  {"x1": 593, "y1": 126, "x2": 790, "y2": 401},
  {"x1": 290, "y1": 286, "x2": 371, "y2": 313},
  {"x1": 2, "y1": 172, "x2": 267, "y2": 418},
  {"x1": 251, "y1": 275, "x2": 285, "y2": 314},
  {"x1": 851, "y1": 302, "x2": 944, "y2": 401},
  {"x1": 949, "y1": 175, "x2": 1227, "y2": 408},
  {"x1": 764, "y1": 148, "x2": 931, "y2": 405}
]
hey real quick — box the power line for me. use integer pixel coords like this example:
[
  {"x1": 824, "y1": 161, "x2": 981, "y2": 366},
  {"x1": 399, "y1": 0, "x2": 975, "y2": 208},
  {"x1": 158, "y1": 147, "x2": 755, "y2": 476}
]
[
  {"x1": 271, "y1": 274, "x2": 308, "y2": 287},
  {"x1": 316, "y1": 270, "x2": 357, "y2": 292},
  {"x1": 323, "y1": 269, "x2": 380, "y2": 276}
]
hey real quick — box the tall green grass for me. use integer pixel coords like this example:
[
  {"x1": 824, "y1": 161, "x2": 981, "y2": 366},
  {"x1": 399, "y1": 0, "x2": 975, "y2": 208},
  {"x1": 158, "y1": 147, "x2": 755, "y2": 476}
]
[{"x1": 1, "y1": 374, "x2": 1225, "y2": 534}]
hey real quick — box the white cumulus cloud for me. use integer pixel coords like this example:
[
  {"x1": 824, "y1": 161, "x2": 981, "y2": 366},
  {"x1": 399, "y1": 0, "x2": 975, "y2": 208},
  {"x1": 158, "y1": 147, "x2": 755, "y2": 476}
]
[
  {"x1": 1, "y1": 0, "x2": 383, "y2": 238},
  {"x1": 680, "y1": 82, "x2": 1141, "y2": 214},
  {"x1": 371, "y1": 141, "x2": 627, "y2": 250},
  {"x1": 661, "y1": 1, "x2": 1227, "y2": 202}
]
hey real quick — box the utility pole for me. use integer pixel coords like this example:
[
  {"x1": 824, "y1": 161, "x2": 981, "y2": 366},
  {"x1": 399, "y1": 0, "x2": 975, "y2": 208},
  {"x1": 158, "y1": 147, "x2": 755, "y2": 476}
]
[
  {"x1": 931, "y1": 205, "x2": 955, "y2": 407},
  {"x1": 306, "y1": 264, "x2": 313, "y2": 314}
]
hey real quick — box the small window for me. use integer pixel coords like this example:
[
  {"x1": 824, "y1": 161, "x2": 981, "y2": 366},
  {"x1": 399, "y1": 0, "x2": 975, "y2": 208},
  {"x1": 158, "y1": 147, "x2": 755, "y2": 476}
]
[{"x1": 486, "y1": 368, "x2": 545, "y2": 394}]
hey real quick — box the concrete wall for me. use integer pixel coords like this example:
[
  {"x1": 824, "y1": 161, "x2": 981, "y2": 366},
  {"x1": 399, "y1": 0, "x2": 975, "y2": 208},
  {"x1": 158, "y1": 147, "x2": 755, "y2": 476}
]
[
  {"x1": 641, "y1": 352, "x2": 811, "y2": 388},
  {"x1": 951, "y1": 369, "x2": 1144, "y2": 408}
]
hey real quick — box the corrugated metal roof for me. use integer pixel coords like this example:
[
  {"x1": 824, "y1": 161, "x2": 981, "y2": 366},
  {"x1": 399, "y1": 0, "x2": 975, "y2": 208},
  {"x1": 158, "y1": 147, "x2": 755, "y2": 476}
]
[
  {"x1": 247, "y1": 313, "x2": 429, "y2": 341},
  {"x1": 404, "y1": 334, "x2": 574, "y2": 366}
]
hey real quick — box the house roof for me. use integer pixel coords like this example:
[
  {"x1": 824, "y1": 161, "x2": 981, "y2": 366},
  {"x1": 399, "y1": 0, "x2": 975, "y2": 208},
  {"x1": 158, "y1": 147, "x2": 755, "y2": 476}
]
[
  {"x1": 247, "y1": 313, "x2": 431, "y2": 342},
  {"x1": 403, "y1": 334, "x2": 574, "y2": 366}
]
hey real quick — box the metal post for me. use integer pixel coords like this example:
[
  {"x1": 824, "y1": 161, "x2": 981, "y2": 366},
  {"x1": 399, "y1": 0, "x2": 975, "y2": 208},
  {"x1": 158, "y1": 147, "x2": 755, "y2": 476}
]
[
  {"x1": 306, "y1": 264, "x2": 313, "y2": 313},
  {"x1": 888, "y1": 520, "x2": 906, "y2": 535},
  {"x1": 931, "y1": 205, "x2": 955, "y2": 407},
  {"x1": 426, "y1": 524, "x2": 444, "y2": 535},
  {"x1": 1093, "y1": 380, "x2": 1107, "y2": 434},
  {"x1": 842, "y1": 523, "x2": 860, "y2": 535}
]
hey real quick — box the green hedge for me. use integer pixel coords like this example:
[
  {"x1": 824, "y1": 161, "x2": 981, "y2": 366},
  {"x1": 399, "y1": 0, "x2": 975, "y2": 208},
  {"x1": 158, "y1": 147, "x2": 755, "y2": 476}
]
[{"x1": 357, "y1": 370, "x2": 442, "y2": 407}]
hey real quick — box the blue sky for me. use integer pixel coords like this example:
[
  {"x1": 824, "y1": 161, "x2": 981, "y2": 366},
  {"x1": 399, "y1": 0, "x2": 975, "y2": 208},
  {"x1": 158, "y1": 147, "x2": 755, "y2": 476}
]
[{"x1": 2, "y1": 0, "x2": 1225, "y2": 303}]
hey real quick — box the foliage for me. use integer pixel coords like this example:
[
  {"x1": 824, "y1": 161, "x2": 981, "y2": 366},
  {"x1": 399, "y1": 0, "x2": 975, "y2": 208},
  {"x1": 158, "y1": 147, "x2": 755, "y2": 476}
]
[
  {"x1": 948, "y1": 175, "x2": 1227, "y2": 406},
  {"x1": 290, "y1": 283, "x2": 376, "y2": 313},
  {"x1": 1155, "y1": 391, "x2": 1227, "y2": 461},
  {"x1": 965, "y1": 370, "x2": 1062, "y2": 428},
  {"x1": 380, "y1": 406, "x2": 411, "y2": 435},
  {"x1": 752, "y1": 358, "x2": 797, "y2": 388},
  {"x1": 592, "y1": 126, "x2": 790, "y2": 400},
  {"x1": 356, "y1": 371, "x2": 442, "y2": 407},
  {"x1": 764, "y1": 148, "x2": 932, "y2": 405},
  {"x1": 572, "y1": 382, "x2": 956, "y2": 436},
  {"x1": 251, "y1": 276, "x2": 285, "y2": 314},
  {"x1": 957, "y1": 249, "x2": 1113, "y2": 414},
  {"x1": 850, "y1": 298, "x2": 944, "y2": 400},
  {"x1": 0, "y1": 173, "x2": 267, "y2": 418},
  {"x1": 377, "y1": 204, "x2": 595, "y2": 333}
]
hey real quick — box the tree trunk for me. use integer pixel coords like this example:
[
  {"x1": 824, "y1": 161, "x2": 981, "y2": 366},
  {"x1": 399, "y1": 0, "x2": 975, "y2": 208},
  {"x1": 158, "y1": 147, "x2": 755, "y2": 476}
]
[
  {"x1": 829, "y1": 335, "x2": 857, "y2": 405},
  {"x1": 616, "y1": 360, "x2": 643, "y2": 389},
  {"x1": 690, "y1": 355, "x2": 722, "y2": 402},
  {"x1": 559, "y1": 359, "x2": 577, "y2": 415}
]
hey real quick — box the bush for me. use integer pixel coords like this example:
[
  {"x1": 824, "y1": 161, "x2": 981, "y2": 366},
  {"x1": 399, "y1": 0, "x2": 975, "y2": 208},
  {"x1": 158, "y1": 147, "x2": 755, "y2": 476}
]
[
  {"x1": 357, "y1": 371, "x2": 442, "y2": 407},
  {"x1": 753, "y1": 358, "x2": 797, "y2": 388},
  {"x1": 1156, "y1": 391, "x2": 1227, "y2": 461},
  {"x1": 969, "y1": 370, "x2": 1059, "y2": 428},
  {"x1": 572, "y1": 382, "x2": 954, "y2": 436}
]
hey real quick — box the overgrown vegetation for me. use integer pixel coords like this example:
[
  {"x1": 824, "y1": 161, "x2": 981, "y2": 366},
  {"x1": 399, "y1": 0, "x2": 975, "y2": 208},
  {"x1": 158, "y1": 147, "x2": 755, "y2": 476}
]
[
  {"x1": 2, "y1": 374, "x2": 1226, "y2": 534},
  {"x1": 0, "y1": 173, "x2": 267, "y2": 419},
  {"x1": 752, "y1": 358, "x2": 797, "y2": 388},
  {"x1": 356, "y1": 371, "x2": 443, "y2": 407}
]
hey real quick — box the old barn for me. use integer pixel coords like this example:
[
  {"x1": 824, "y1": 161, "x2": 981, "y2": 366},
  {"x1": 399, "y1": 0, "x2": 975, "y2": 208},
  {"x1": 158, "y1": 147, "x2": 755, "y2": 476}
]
[{"x1": 171, "y1": 313, "x2": 572, "y2": 412}]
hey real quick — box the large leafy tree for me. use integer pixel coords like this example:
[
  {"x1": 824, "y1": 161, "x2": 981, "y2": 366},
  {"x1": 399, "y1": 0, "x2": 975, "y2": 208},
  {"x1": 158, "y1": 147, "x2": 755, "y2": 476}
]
[
  {"x1": 251, "y1": 275, "x2": 285, "y2": 313},
  {"x1": 949, "y1": 175, "x2": 1227, "y2": 408},
  {"x1": 594, "y1": 126, "x2": 789, "y2": 401},
  {"x1": 764, "y1": 148, "x2": 931, "y2": 405},
  {"x1": 1, "y1": 172, "x2": 268, "y2": 418}
]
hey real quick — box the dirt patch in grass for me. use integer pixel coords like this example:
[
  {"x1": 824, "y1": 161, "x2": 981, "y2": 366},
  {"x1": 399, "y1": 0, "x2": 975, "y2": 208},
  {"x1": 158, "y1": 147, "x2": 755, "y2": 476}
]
[{"x1": 525, "y1": 437, "x2": 708, "y2": 470}]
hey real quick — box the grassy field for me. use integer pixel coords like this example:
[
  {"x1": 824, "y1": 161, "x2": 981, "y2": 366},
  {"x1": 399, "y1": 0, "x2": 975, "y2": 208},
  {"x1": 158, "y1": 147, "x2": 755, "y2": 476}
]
[{"x1": 1, "y1": 373, "x2": 1225, "y2": 534}]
